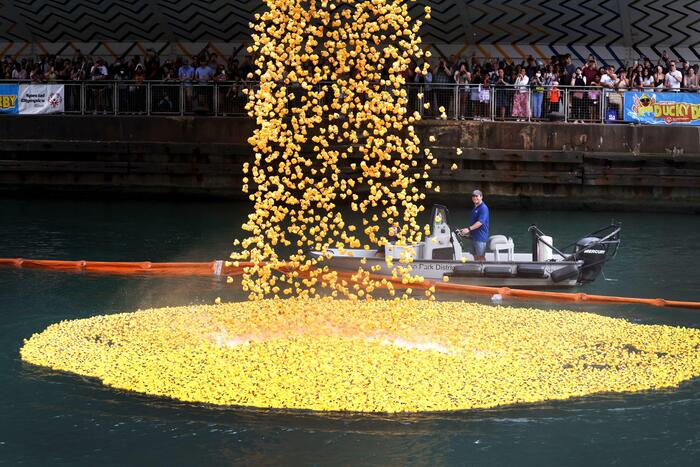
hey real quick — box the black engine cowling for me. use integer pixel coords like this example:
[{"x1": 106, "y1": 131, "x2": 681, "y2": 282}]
[{"x1": 574, "y1": 236, "x2": 606, "y2": 283}]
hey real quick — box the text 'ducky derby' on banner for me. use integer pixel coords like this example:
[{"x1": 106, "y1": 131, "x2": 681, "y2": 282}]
[
  {"x1": 18, "y1": 84, "x2": 65, "y2": 114},
  {"x1": 625, "y1": 91, "x2": 700, "y2": 125},
  {"x1": 0, "y1": 84, "x2": 19, "y2": 114}
]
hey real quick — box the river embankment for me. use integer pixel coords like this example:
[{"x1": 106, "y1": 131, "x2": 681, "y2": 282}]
[{"x1": 1, "y1": 116, "x2": 699, "y2": 212}]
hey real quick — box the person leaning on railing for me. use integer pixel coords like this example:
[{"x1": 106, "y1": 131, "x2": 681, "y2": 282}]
[
  {"x1": 600, "y1": 66, "x2": 622, "y2": 117},
  {"x1": 583, "y1": 60, "x2": 598, "y2": 87},
  {"x1": 587, "y1": 75, "x2": 602, "y2": 121},
  {"x1": 570, "y1": 67, "x2": 587, "y2": 123},
  {"x1": 11, "y1": 62, "x2": 27, "y2": 80},
  {"x1": 512, "y1": 67, "x2": 529, "y2": 121},
  {"x1": 653, "y1": 65, "x2": 665, "y2": 90},
  {"x1": 29, "y1": 64, "x2": 43, "y2": 83},
  {"x1": 684, "y1": 68, "x2": 699, "y2": 91},
  {"x1": 213, "y1": 65, "x2": 228, "y2": 82},
  {"x1": 453, "y1": 64, "x2": 470, "y2": 120},
  {"x1": 414, "y1": 62, "x2": 433, "y2": 117},
  {"x1": 89, "y1": 58, "x2": 109, "y2": 113},
  {"x1": 224, "y1": 75, "x2": 245, "y2": 115},
  {"x1": 476, "y1": 72, "x2": 491, "y2": 120},
  {"x1": 128, "y1": 64, "x2": 147, "y2": 114},
  {"x1": 469, "y1": 68, "x2": 483, "y2": 119},
  {"x1": 630, "y1": 64, "x2": 644, "y2": 90},
  {"x1": 493, "y1": 68, "x2": 511, "y2": 121},
  {"x1": 641, "y1": 68, "x2": 654, "y2": 90},
  {"x1": 530, "y1": 70, "x2": 545, "y2": 119},
  {"x1": 434, "y1": 58, "x2": 453, "y2": 118},
  {"x1": 548, "y1": 80, "x2": 561, "y2": 115},
  {"x1": 617, "y1": 69, "x2": 630, "y2": 90},
  {"x1": 614, "y1": 70, "x2": 630, "y2": 118},
  {"x1": 664, "y1": 61, "x2": 683, "y2": 91}
]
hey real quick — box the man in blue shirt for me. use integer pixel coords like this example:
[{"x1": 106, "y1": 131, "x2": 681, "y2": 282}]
[{"x1": 459, "y1": 189, "x2": 490, "y2": 261}]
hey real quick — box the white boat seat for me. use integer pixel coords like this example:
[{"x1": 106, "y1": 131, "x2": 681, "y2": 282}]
[{"x1": 488, "y1": 235, "x2": 514, "y2": 261}]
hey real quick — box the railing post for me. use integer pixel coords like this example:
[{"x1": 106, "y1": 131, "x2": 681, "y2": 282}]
[
  {"x1": 564, "y1": 88, "x2": 569, "y2": 123},
  {"x1": 81, "y1": 82, "x2": 85, "y2": 115},
  {"x1": 453, "y1": 83, "x2": 458, "y2": 120},
  {"x1": 602, "y1": 90, "x2": 607, "y2": 124},
  {"x1": 527, "y1": 88, "x2": 531, "y2": 122},
  {"x1": 180, "y1": 85, "x2": 184, "y2": 116},
  {"x1": 113, "y1": 82, "x2": 118, "y2": 115},
  {"x1": 418, "y1": 85, "x2": 424, "y2": 118},
  {"x1": 601, "y1": 90, "x2": 605, "y2": 123},
  {"x1": 214, "y1": 83, "x2": 219, "y2": 116},
  {"x1": 147, "y1": 82, "x2": 151, "y2": 116}
]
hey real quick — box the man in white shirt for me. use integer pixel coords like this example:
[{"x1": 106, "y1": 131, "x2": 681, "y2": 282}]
[
  {"x1": 600, "y1": 66, "x2": 617, "y2": 88},
  {"x1": 11, "y1": 63, "x2": 27, "y2": 80},
  {"x1": 89, "y1": 58, "x2": 109, "y2": 113},
  {"x1": 664, "y1": 61, "x2": 683, "y2": 90},
  {"x1": 90, "y1": 58, "x2": 108, "y2": 80}
]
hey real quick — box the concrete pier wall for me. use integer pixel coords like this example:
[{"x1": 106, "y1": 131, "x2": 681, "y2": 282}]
[{"x1": 2, "y1": 116, "x2": 700, "y2": 211}]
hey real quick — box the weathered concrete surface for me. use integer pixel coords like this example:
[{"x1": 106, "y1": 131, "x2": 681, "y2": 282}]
[{"x1": 2, "y1": 116, "x2": 700, "y2": 211}]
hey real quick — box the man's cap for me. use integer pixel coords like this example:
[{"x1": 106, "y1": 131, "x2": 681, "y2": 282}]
[{"x1": 472, "y1": 189, "x2": 483, "y2": 197}]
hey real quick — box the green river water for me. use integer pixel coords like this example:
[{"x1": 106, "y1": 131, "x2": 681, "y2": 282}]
[{"x1": 2, "y1": 198, "x2": 700, "y2": 465}]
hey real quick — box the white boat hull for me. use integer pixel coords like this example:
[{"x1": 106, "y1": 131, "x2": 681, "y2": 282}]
[
  {"x1": 309, "y1": 204, "x2": 619, "y2": 289},
  {"x1": 311, "y1": 250, "x2": 583, "y2": 288}
]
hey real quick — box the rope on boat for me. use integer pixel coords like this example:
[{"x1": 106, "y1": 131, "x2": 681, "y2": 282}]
[{"x1": 2, "y1": 257, "x2": 699, "y2": 310}]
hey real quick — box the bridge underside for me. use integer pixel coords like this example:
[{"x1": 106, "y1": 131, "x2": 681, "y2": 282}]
[{"x1": 0, "y1": 1, "x2": 698, "y2": 66}]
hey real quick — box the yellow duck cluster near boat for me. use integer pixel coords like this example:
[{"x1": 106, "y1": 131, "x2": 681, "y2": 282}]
[{"x1": 20, "y1": 298, "x2": 700, "y2": 413}]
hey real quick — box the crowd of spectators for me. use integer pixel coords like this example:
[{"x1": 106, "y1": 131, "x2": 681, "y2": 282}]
[
  {"x1": 0, "y1": 48, "x2": 259, "y2": 114},
  {"x1": 1, "y1": 48, "x2": 256, "y2": 84},
  {"x1": 4, "y1": 49, "x2": 697, "y2": 89},
  {"x1": 3, "y1": 48, "x2": 699, "y2": 119},
  {"x1": 406, "y1": 51, "x2": 700, "y2": 121}
]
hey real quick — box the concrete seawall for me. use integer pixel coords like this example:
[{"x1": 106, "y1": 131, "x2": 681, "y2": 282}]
[{"x1": 2, "y1": 116, "x2": 700, "y2": 211}]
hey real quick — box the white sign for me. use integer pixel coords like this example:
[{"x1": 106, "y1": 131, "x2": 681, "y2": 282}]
[{"x1": 18, "y1": 84, "x2": 64, "y2": 114}]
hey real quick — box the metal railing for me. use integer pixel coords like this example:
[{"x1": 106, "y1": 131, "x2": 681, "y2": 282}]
[
  {"x1": 0, "y1": 80, "x2": 256, "y2": 116},
  {"x1": 1, "y1": 79, "x2": 697, "y2": 123},
  {"x1": 410, "y1": 83, "x2": 628, "y2": 123}
]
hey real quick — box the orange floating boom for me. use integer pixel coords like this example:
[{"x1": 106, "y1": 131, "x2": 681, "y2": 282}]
[
  {"x1": 1, "y1": 257, "x2": 699, "y2": 310},
  {"x1": 0, "y1": 257, "x2": 255, "y2": 276}
]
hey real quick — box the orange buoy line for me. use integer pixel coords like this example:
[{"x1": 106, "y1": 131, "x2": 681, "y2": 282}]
[
  {"x1": 0, "y1": 258, "x2": 255, "y2": 277},
  {"x1": 330, "y1": 270, "x2": 700, "y2": 310},
  {"x1": 2, "y1": 257, "x2": 699, "y2": 310}
]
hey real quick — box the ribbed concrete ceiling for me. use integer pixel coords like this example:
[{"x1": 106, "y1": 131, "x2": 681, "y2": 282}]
[{"x1": 1, "y1": 1, "x2": 698, "y2": 59}]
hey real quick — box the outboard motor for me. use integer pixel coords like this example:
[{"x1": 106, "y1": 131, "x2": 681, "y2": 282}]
[{"x1": 574, "y1": 236, "x2": 606, "y2": 283}]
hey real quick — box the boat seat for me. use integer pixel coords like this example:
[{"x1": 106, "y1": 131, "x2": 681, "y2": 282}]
[{"x1": 488, "y1": 235, "x2": 514, "y2": 261}]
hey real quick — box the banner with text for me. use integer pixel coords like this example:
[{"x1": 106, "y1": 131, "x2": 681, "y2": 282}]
[
  {"x1": 625, "y1": 91, "x2": 700, "y2": 125},
  {"x1": 18, "y1": 84, "x2": 65, "y2": 114},
  {"x1": 0, "y1": 84, "x2": 19, "y2": 114}
]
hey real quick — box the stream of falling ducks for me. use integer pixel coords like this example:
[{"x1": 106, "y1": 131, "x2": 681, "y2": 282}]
[{"x1": 230, "y1": 0, "x2": 440, "y2": 300}]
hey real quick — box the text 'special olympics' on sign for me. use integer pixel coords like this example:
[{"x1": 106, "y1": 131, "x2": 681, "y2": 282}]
[
  {"x1": 624, "y1": 91, "x2": 700, "y2": 125},
  {"x1": 18, "y1": 84, "x2": 64, "y2": 114}
]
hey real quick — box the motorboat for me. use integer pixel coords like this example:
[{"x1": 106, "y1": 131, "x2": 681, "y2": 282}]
[{"x1": 310, "y1": 205, "x2": 621, "y2": 288}]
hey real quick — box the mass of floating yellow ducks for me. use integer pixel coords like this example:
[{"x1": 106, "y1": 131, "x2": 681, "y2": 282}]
[
  {"x1": 20, "y1": 299, "x2": 700, "y2": 413},
  {"x1": 230, "y1": 0, "x2": 441, "y2": 300}
]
